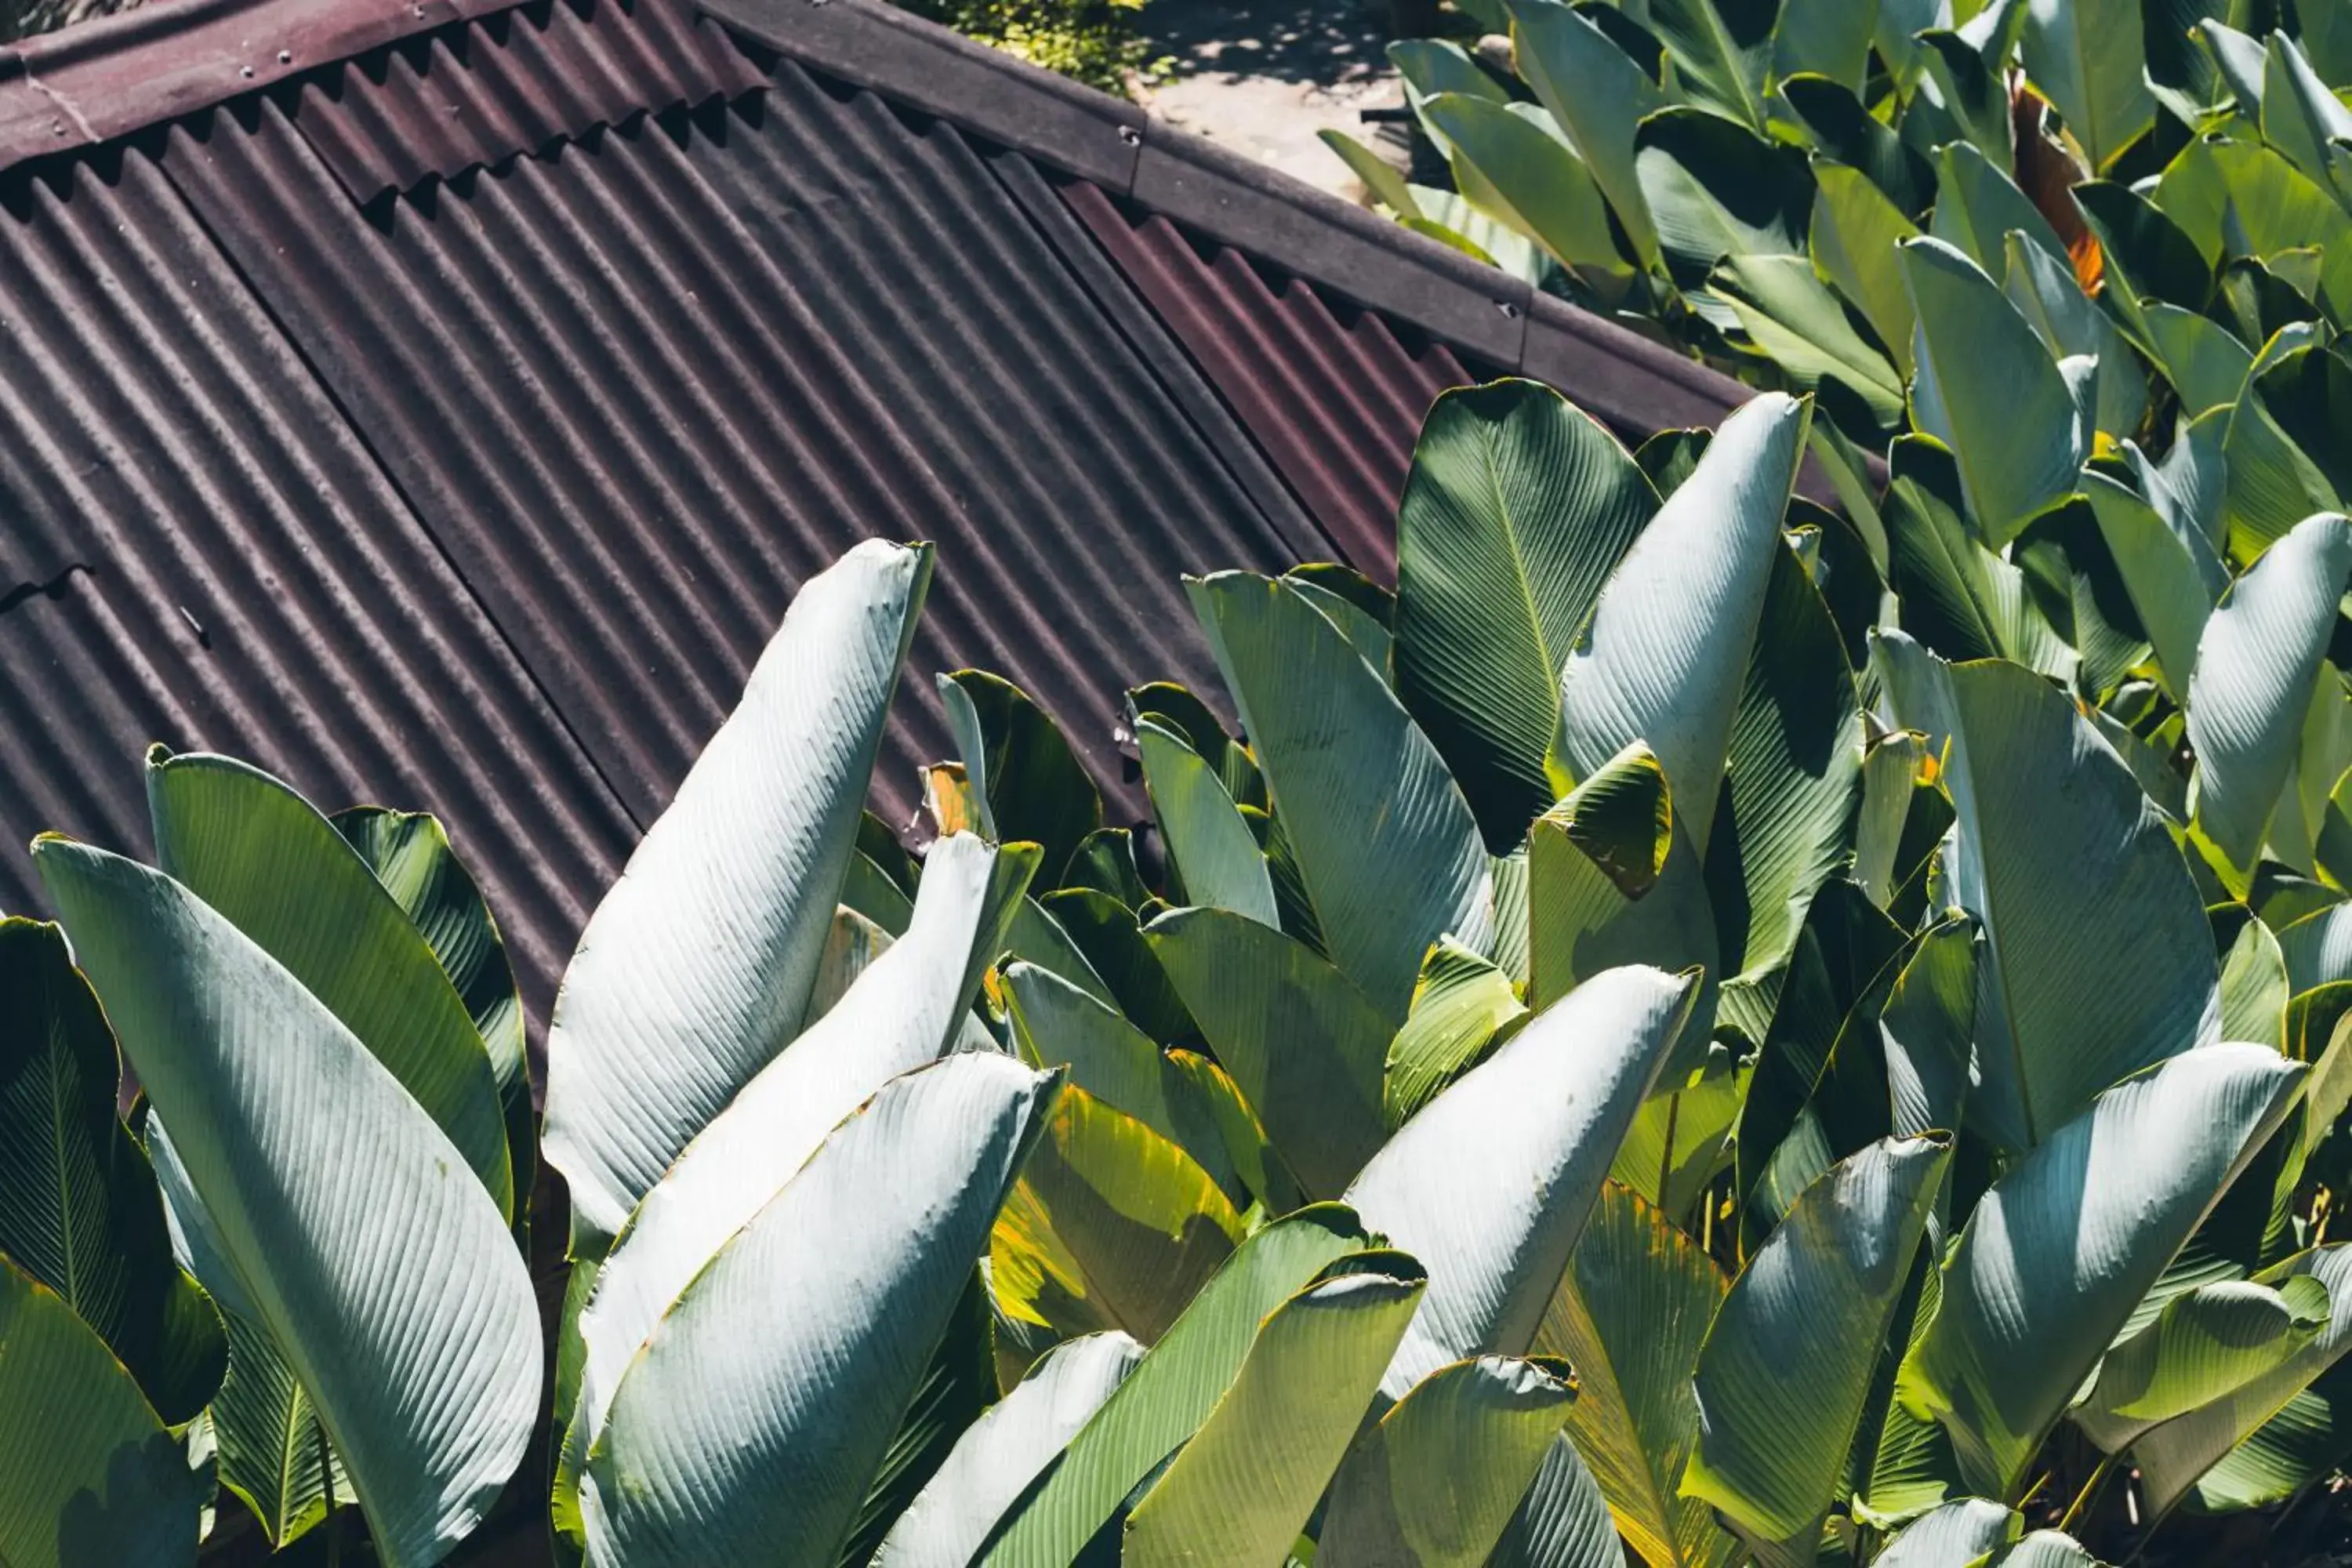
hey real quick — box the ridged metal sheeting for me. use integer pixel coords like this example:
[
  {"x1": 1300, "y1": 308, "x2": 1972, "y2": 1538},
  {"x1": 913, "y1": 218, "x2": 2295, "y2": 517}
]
[
  {"x1": 1064, "y1": 180, "x2": 1479, "y2": 584},
  {"x1": 0, "y1": 149, "x2": 637, "y2": 1022},
  {"x1": 159, "y1": 58, "x2": 1330, "y2": 838},
  {"x1": 286, "y1": 0, "x2": 762, "y2": 203}
]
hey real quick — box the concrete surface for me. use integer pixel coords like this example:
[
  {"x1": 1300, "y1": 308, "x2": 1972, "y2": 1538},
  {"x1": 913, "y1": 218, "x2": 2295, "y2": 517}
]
[{"x1": 1131, "y1": 0, "x2": 1413, "y2": 201}]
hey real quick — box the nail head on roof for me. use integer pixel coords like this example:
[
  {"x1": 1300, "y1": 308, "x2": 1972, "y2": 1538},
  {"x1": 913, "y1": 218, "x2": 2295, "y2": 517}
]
[
  {"x1": 1496, "y1": 300, "x2": 1520, "y2": 318},
  {"x1": 278, "y1": 49, "x2": 292, "y2": 63},
  {"x1": 239, "y1": 64, "x2": 255, "y2": 78}
]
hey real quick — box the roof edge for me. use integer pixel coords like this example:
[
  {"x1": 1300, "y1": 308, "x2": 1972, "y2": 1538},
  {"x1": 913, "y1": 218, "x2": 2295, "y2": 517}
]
[{"x1": 700, "y1": 0, "x2": 1769, "y2": 436}]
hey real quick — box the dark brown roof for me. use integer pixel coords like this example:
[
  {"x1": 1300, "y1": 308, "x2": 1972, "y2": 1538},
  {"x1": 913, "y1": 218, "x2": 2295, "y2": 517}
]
[{"x1": 0, "y1": 0, "x2": 1765, "y2": 1042}]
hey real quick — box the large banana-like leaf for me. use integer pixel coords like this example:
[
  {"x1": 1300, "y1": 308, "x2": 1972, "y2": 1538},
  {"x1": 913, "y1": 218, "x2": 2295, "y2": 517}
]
[
  {"x1": 1123, "y1": 1260, "x2": 1427, "y2": 1565},
  {"x1": 147, "y1": 750, "x2": 512, "y2": 1220},
  {"x1": 573, "y1": 833, "x2": 1026, "y2": 1466},
  {"x1": 1318, "y1": 1356, "x2": 1577, "y2": 1568},
  {"x1": 207, "y1": 1305, "x2": 354, "y2": 1547},
  {"x1": 2019, "y1": 0, "x2": 2154, "y2": 170},
  {"x1": 1488, "y1": 1433, "x2": 1629, "y2": 1568},
  {"x1": 1557, "y1": 391, "x2": 1808, "y2": 858},
  {"x1": 1926, "y1": 141, "x2": 2064, "y2": 285},
  {"x1": 1880, "y1": 441, "x2": 2074, "y2": 679},
  {"x1": 1710, "y1": 255, "x2": 1906, "y2": 429},
  {"x1": 544, "y1": 539, "x2": 931, "y2": 1245},
  {"x1": 1879, "y1": 917, "x2": 1977, "y2": 1153},
  {"x1": 2187, "y1": 512, "x2": 2352, "y2": 882},
  {"x1": 1188, "y1": 572, "x2": 1493, "y2": 1021},
  {"x1": 1528, "y1": 742, "x2": 1718, "y2": 1031},
  {"x1": 1346, "y1": 965, "x2": 1698, "y2": 1396},
  {"x1": 1687, "y1": 1136, "x2": 1951, "y2": 1543},
  {"x1": 2280, "y1": 903, "x2": 2352, "y2": 994},
  {"x1": 1643, "y1": 0, "x2": 1770, "y2": 129},
  {"x1": 1506, "y1": 0, "x2": 1665, "y2": 267},
  {"x1": 2070, "y1": 1276, "x2": 2329, "y2": 1453},
  {"x1": 2002, "y1": 234, "x2": 2147, "y2": 440},
  {"x1": 938, "y1": 670, "x2": 1102, "y2": 884},
  {"x1": 585, "y1": 1054, "x2": 1054, "y2": 1568},
  {"x1": 1134, "y1": 720, "x2": 1276, "y2": 927},
  {"x1": 1385, "y1": 938, "x2": 1530, "y2": 1130},
  {"x1": 1900, "y1": 238, "x2": 2085, "y2": 545},
  {"x1": 1425, "y1": 96, "x2": 1628, "y2": 279},
  {"x1": 1876, "y1": 638, "x2": 2221, "y2": 1150},
  {"x1": 0, "y1": 1251, "x2": 199, "y2": 1568},
  {"x1": 873, "y1": 1332, "x2": 1143, "y2": 1568},
  {"x1": 1874, "y1": 1498, "x2": 2020, "y2": 1565},
  {"x1": 989, "y1": 1083, "x2": 1243, "y2": 1344},
  {"x1": 1534, "y1": 1183, "x2": 1734, "y2": 1568},
  {"x1": 1392, "y1": 379, "x2": 1657, "y2": 845},
  {"x1": 1897, "y1": 1044, "x2": 2307, "y2": 1497},
  {"x1": 976, "y1": 1207, "x2": 1374, "y2": 1566},
  {"x1": 1146, "y1": 907, "x2": 1388, "y2": 1196},
  {"x1": 2220, "y1": 917, "x2": 2291, "y2": 1050},
  {"x1": 2082, "y1": 468, "x2": 2225, "y2": 703},
  {"x1": 1633, "y1": 111, "x2": 1815, "y2": 289},
  {"x1": 36, "y1": 840, "x2": 540, "y2": 1568},
  {"x1": 0, "y1": 918, "x2": 223, "y2": 1426},
  {"x1": 1809, "y1": 162, "x2": 1920, "y2": 379},
  {"x1": 333, "y1": 806, "x2": 532, "y2": 1213},
  {"x1": 2134, "y1": 1245, "x2": 2352, "y2": 1514}
]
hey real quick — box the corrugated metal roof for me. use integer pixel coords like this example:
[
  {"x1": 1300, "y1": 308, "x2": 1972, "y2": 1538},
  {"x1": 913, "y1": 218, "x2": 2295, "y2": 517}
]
[
  {"x1": 0, "y1": 0, "x2": 1791, "y2": 1061},
  {"x1": 0, "y1": 146, "x2": 635, "y2": 1025},
  {"x1": 1065, "y1": 181, "x2": 1478, "y2": 583},
  {"x1": 285, "y1": 0, "x2": 760, "y2": 202}
]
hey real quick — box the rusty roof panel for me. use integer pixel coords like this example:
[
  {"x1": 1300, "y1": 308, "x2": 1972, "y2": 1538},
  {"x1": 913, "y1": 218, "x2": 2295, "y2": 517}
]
[
  {"x1": 286, "y1": 0, "x2": 760, "y2": 202},
  {"x1": 158, "y1": 64, "x2": 1327, "y2": 833},
  {"x1": 0, "y1": 147, "x2": 636, "y2": 1026},
  {"x1": 1065, "y1": 181, "x2": 1475, "y2": 585}
]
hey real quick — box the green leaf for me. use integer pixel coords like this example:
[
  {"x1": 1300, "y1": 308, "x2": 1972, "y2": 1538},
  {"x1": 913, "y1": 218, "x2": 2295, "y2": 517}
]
[
  {"x1": 1772, "y1": 0, "x2": 1877, "y2": 92},
  {"x1": 2260, "y1": 33, "x2": 2352, "y2": 201},
  {"x1": 1189, "y1": 572, "x2": 1492, "y2": 1022},
  {"x1": 1135, "y1": 719, "x2": 1277, "y2": 927},
  {"x1": 0, "y1": 918, "x2": 223, "y2": 1426},
  {"x1": 1900, "y1": 238, "x2": 2086, "y2": 545},
  {"x1": 2220, "y1": 332, "x2": 2346, "y2": 561},
  {"x1": 989, "y1": 1083, "x2": 1243, "y2": 1345},
  {"x1": 1486, "y1": 1434, "x2": 1631, "y2": 1568},
  {"x1": 2018, "y1": 0, "x2": 2154, "y2": 169},
  {"x1": 1896, "y1": 1044, "x2": 2307, "y2": 1496},
  {"x1": 332, "y1": 806, "x2": 533, "y2": 1228},
  {"x1": 543, "y1": 540, "x2": 931, "y2": 1245},
  {"x1": 2135, "y1": 1245, "x2": 2352, "y2": 1512},
  {"x1": 1873, "y1": 1498, "x2": 2020, "y2": 1565},
  {"x1": 1318, "y1": 129, "x2": 1421, "y2": 218},
  {"x1": 1147, "y1": 906, "x2": 1389, "y2": 1197},
  {"x1": 572, "y1": 834, "x2": 1031, "y2": 1474},
  {"x1": 2220, "y1": 915, "x2": 2292, "y2": 1049},
  {"x1": 147, "y1": 750, "x2": 513, "y2": 1222},
  {"x1": 1875, "y1": 638, "x2": 2221, "y2": 1150},
  {"x1": 1687, "y1": 1136, "x2": 1951, "y2": 1543},
  {"x1": 1036, "y1": 888, "x2": 1195, "y2": 1044},
  {"x1": 2002, "y1": 233, "x2": 2148, "y2": 440},
  {"x1": 836, "y1": 1268, "x2": 997, "y2": 1568},
  {"x1": 1809, "y1": 161, "x2": 1922, "y2": 378},
  {"x1": 1881, "y1": 437, "x2": 2075, "y2": 677},
  {"x1": 1916, "y1": 12, "x2": 2022, "y2": 168},
  {"x1": 1123, "y1": 1260, "x2": 1426, "y2": 1565},
  {"x1": 1710, "y1": 253, "x2": 1905, "y2": 430},
  {"x1": 1392, "y1": 379, "x2": 1657, "y2": 848},
  {"x1": 1319, "y1": 1356, "x2": 1577, "y2": 1568},
  {"x1": 1558, "y1": 390, "x2": 1810, "y2": 857},
  {"x1": 874, "y1": 1332, "x2": 1143, "y2": 1568},
  {"x1": 1534, "y1": 1183, "x2": 1735, "y2": 1568},
  {"x1": 1976, "y1": 1530, "x2": 2104, "y2": 1566},
  {"x1": 1781, "y1": 80, "x2": 1933, "y2": 219},
  {"x1": 1508, "y1": 0, "x2": 1667, "y2": 268},
  {"x1": 1634, "y1": 108, "x2": 1815, "y2": 288},
  {"x1": 1346, "y1": 965, "x2": 1699, "y2": 1396},
  {"x1": 36, "y1": 840, "x2": 539, "y2": 1568},
  {"x1": 1425, "y1": 96, "x2": 1630, "y2": 278},
  {"x1": 2142, "y1": 305, "x2": 2252, "y2": 416},
  {"x1": 1853, "y1": 731, "x2": 1926, "y2": 911},
  {"x1": 1879, "y1": 918, "x2": 1977, "y2": 1150},
  {"x1": 1643, "y1": 0, "x2": 1773, "y2": 129},
  {"x1": 209, "y1": 1306, "x2": 353, "y2": 1547},
  {"x1": 586, "y1": 1055, "x2": 1055, "y2": 1568},
  {"x1": 1529, "y1": 742, "x2": 1719, "y2": 1034},
  {"x1": 2071, "y1": 1276, "x2": 2329, "y2": 1452},
  {"x1": 2188, "y1": 513, "x2": 2352, "y2": 880},
  {"x1": 2082, "y1": 467, "x2": 2225, "y2": 702},
  {"x1": 0, "y1": 1251, "x2": 199, "y2": 1568},
  {"x1": 975, "y1": 1207, "x2": 1374, "y2": 1566},
  {"x1": 1385, "y1": 937, "x2": 1530, "y2": 1130},
  {"x1": 1712, "y1": 532, "x2": 1868, "y2": 993}
]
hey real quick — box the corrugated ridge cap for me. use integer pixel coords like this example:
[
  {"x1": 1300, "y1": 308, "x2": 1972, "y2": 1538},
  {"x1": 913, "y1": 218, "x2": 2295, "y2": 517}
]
[
  {"x1": 698, "y1": 0, "x2": 1755, "y2": 426},
  {"x1": 0, "y1": 0, "x2": 531, "y2": 172}
]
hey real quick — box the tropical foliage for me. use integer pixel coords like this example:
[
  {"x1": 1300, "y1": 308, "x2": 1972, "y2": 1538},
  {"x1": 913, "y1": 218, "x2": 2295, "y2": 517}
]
[{"x1": 9, "y1": 357, "x2": 2352, "y2": 1568}]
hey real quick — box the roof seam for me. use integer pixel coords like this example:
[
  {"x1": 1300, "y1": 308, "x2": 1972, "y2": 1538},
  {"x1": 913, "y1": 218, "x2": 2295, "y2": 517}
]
[{"x1": 148, "y1": 114, "x2": 650, "y2": 838}]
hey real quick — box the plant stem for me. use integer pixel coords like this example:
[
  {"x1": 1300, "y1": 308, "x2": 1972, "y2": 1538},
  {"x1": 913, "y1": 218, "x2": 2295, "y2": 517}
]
[
  {"x1": 1658, "y1": 1091, "x2": 1681, "y2": 1210},
  {"x1": 2058, "y1": 1451, "x2": 2119, "y2": 1537}
]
